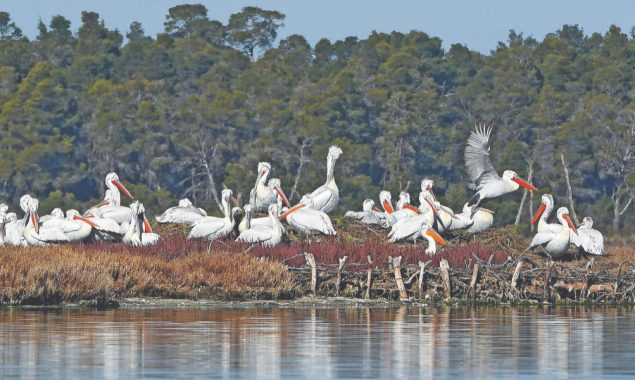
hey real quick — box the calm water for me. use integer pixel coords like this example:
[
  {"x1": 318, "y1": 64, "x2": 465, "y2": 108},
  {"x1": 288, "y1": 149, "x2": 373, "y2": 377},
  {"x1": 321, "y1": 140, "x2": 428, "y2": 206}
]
[{"x1": 2, "y1": 306, "x2": 635, "y2": 379}]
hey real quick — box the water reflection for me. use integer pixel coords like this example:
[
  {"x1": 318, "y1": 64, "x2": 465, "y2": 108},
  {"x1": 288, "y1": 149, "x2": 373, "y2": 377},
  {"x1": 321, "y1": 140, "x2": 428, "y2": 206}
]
[{"x1": 1, "y1": 306, "x2": 635, "y2": 379}]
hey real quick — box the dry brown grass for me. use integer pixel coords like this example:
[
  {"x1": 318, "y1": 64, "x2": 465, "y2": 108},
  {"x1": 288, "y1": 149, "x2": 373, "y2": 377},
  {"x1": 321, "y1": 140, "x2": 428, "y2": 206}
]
[{"x1": 0, "y1": 245, "x2": 294, "y2": 305}]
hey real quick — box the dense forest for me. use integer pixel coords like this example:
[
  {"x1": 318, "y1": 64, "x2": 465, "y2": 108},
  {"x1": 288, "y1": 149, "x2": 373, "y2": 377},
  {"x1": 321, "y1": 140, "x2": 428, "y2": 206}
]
[{"x1": 0, "y1": 5, "x2": 633, "y2": 233}]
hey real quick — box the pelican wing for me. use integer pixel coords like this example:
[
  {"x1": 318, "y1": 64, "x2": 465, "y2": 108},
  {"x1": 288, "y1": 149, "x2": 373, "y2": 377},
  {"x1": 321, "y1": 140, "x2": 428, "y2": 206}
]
[
  {"x1": 289, "y1": 209, "x2": 336, "y2": 235},
  {"x1": 140, "y1": 233, "x2": 160, "y2": 246},
  {"x1": 345, "y1": 211, "x2": 366, "y2": 220},
  {"x1": 464, "y1": 123, "x2": 500, "y2": 190},
  {"x1": 388, "y1": 216, "x2": 426, "y2": 242},
  {"x1": 33, "y1": 226, "x2": 71, "y2": 243},
  {"x1": 529, "y1": 232, "x2": 554, "y2": 248},
  {"x1": 92, "y1": 217, "x2": 123, "y2": 234},
  {"x1": 156, "y1": 207, "x2": 206, "y2": 224},
  {"x1": 188, "y1": 217, "x2": 226, "y2": 239},
  {"x1": 237, "y1": 228, "x2": 273, "y2": 244},
  {"x1": 302, "y1": 186, "x2": 335, "y2": 212}
]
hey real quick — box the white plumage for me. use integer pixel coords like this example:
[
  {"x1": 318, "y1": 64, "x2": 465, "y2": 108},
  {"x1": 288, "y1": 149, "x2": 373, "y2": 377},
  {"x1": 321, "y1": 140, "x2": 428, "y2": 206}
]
[
  {"x1": 281, "y1": 200, "x2": 336, "y2": 235},
  {"x1": 299, "y1": 146, "x2": 342, "y2": 214},
  {"x1": 188, "y1": 189, "x2": 236, "y2": 240},
  {"x1": 156, "y1": 198, "x2": 207, "y2": 224},
  {"x1": 574, "y1": 217, "x2": 604, "y2": 256},
  {"x1": 237, "y1": 204, "x2": 285, "y2": 246}
]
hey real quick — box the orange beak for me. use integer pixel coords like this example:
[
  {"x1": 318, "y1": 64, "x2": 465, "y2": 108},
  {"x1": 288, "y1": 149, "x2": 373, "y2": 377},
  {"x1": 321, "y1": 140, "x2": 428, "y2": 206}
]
[
  {"x1": 532, "y1": 203, "x2": 547, "y2": 225},
  {"x1": 512, "y1": 177, "x2": 538, "y2": 191},
  {"x1": 31, "y1": 211, "x2": 39, "y2": 234},
  {"x1": 426, "y1": 229, "x2": 446, "y2": 245},
  {"x1": 143, "y1": 216, "x2": 152, "y2": 233},
  {"x1": 275, "y1": 186, "x2": 291, "y2": 208},
  {"x1": 73, "y1": 215, "x2": 99, "y2": 228},
  {"x1": 112, "y1": 180, "x2": 134, "y2": 199},
  {"x1": 563, "y1": 214, "x2": 578, "y2": 235},
  {"x1": 403, "y1": 204, "x2": 422, "y2": 214},
  {"x1": 382, "y1": 200, "x2": 394, "y2": 214},
  {"x1": 279, "y1": 204, "x2": 306, "y2": 219},
  {"x1": 424, "y1": 198, "x2": 439, "y2": 216}
]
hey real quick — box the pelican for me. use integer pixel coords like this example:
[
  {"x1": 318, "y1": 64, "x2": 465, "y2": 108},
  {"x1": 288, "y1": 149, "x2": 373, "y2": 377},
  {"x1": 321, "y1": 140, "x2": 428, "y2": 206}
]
[
  {"x1": 123, "y1": 201, "x2": 160, "y2": 246},
  {"x1": 531, "y1": 194, "x2": 562, "y2": 233},
  {"x1": 280, "y1": 199, "x2": 336, "y2": 235},
  {"x1": 529, "y1": 207, "x2": 579, "y2": 257},
  {"x1": 41, "y1": 209, "x2": 98, "y2": 242},
  {"x1": 188, "y1": 189, "x2": 236, "y2": 240},
  {"x1": 22, "y1": 198, "x2": 69, "y2": 246},
  {"x1": 388, "y1": 192, "x2": 439, "y2": 243},
  {"x1": 464, "y1": 124, "x2": 537, "y2": 208},
  {"x1": 2, "y1": 212, "x2": 26, "y2": 246},
  {"x1": 574, "y1": 217, "x2": 604, "y2": 256},
  {"x1": 236, "y1": 204, "x2": 285, "y2": 246},
  {"x1": 238, "y1": 204, "x2": 278, "y2": 233},
  {"x1": 391, "y1": 223, "x2": 446, "y2": 254},
  {"x1": 40, "y1": 208, "x2": 64, "y2": 223},
  {"x1": 249, "y1": 162, "x2": 290, "y2": 212},
  {"x1": 299, "y1": 145, "x2": 343, "y2": 214},
  {"x1": 381, "y1": 191, "x2": 422, "y2": 227},
  {"x1": 156, "y1": 198, "x2": 207, "y2": 224},
  {"x1": 85, "y1": 172, "x2": 135, "y2": 223},
  {"x1": 87, "y1": 207, "x2": 126, "y2": 241},
  {"x1": 466, "y1": 204, "x2": 495, "y2": 233},
  {"x1": 345, "y1": 199, "x2": 387, "y2": 225}
]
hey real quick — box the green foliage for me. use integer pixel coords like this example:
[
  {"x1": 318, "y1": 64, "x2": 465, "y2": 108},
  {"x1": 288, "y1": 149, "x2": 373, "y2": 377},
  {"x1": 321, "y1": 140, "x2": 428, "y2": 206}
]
[{"x1": 0, "y1": 11, "x2": 632, "y2": 232}]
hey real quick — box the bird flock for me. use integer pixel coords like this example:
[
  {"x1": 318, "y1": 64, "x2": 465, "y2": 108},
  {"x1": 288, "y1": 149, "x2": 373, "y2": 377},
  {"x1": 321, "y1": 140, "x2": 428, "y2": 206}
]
[{"x1": 0, "y1": 125, "x2": 604, "y2": 258}]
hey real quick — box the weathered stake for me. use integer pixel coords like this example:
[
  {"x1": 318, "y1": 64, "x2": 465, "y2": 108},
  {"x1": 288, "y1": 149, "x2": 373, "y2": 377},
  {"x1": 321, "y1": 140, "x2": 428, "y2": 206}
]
[
  {"x1": 390, "y1": 256, "x2": 408, "y2": 301},
  {"x1": 440, "y1": 259, "x2": 451, "y2": 300},
  {"x1": 511, "y1": 261, "x2": 523, "y2": 290},
  {"x1": 543, "y1": 260, "x2": 554, "y2": 303},
  {"x1": 418, "y1": 260, "x2": 431, "y2": 299},
  {"x1": 335, "y1": 256, "x2": 348, "y2": 297},
  {"x1": 469, "y1": 263, "x2": 479, "y2": 299},
  {"x1": 365, "y1": 255, "x2": 373, "y2": 299},
  {"x1": 304, "y1": 252, "x2": 317, "y2": 296},
  {"x1": 581, "y1": 258, "x2": 594, "y2": 300}
]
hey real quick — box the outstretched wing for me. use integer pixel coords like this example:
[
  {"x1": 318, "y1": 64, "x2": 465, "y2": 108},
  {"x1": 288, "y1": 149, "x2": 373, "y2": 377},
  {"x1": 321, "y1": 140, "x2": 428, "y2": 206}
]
[{"x1": 464, "y1": 123, "x2": 500, "y2": 190}]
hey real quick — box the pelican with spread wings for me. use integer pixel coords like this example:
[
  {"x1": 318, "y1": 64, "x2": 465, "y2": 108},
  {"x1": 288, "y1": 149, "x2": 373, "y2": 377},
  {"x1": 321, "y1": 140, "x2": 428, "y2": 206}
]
[{"x1": 464, "y1": 124, "x2": 537, "y2": 208}]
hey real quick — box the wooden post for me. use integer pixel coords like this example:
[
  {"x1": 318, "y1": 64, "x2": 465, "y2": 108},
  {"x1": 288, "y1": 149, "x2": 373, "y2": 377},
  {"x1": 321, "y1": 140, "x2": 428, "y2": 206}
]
[
  {"x1": 581, "y1": 258, "x2": 594, "y2": 300},
  {"x1": 468, "y1": 263, "x2": 479, "y2": 299},
  {"x1": 543, "y1": 260, "x2": 554, "y2": 303},
  {"x1": 335, "y1": 256, "x2": 348, "y2": 297},
  {"x1": 511, "y1": 261, "x2": 523, "y2": 290},
  {"x1": 391, "y1": 256, "x2": 408, "y2": 301},
  {"x1": 304, "y1": 252, "x2": 317, "y2": 296},
  {"x1": 440, "y1": 259, "x2": 451, "y2": 300},
  {"x1": 418, "y1": 260, "x2": 431, "y2": 298},
  {"x1": 365, "y1": 255, "x2": 373, "y2": 299}
]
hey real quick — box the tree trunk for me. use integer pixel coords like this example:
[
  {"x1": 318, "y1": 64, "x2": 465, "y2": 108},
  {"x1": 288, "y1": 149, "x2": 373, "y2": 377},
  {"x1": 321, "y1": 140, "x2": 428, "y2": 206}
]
[
  {"x1": 560, "y1": 153, "x2": 579, "y2": 224},
  {"x1": 290, "y1": 138, "x2": 312, "y2": 202}
]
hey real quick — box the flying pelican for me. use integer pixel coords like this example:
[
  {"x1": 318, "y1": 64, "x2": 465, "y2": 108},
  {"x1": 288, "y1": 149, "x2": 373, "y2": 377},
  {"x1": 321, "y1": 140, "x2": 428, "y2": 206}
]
[
  {"x1": 249, "y1": 161, "x2": 290, "y2": 212},
  {"x1": 531, "y1": 194, "x2": 562, "y2": 233},
  {"x1": 22, "y1": 197, "x2": 70, "y2": 246},
  {"x1": 574, "y1": 217, "x2": 604, "y2": 256},
  {"x1": 280, "y1": 198, "x2": 336, "y2": 235},
  {"x1": 156, "y1": 198, "x2": 207, "y2": 224},
  {"x1": 1, "y1": 212, "x2": 26, "y2": 246},
  {"x1": 188, "y1": 189, "x2": 236, "y2": 240},
  {"x1": 388, "y1": 192, "x2": 439, "y2": 243},
  {"x1": 529, "y1": 207, "x2": 579, "y2": 258},
  {"x1": 236, "y1": 204, "x2": 285, "y2": 246},
  {"x1": 40, "y1": 209, "x2": 99, "y2": 242},
  {"x1": 123, "y1": 201, "x2": 160, "y2": 246},
  {"x1": 345, "y1": 199, "x2": 387, "y2": 225},
  {"x1": 299, "y1": 145, "x2": 343, "y2": 214},
  {"x1": 464, "y1": 124, "x2": 537, "y2": 208}
]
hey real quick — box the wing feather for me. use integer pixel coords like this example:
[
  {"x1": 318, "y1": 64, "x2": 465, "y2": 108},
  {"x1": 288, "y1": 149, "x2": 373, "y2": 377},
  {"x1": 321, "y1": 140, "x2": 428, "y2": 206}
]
[{"x1": 464, "y1": 123, "x2": 500, "y2": 190}]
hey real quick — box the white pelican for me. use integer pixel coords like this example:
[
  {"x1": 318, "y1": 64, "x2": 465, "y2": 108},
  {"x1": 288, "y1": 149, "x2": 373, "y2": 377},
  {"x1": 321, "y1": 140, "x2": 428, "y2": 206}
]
[
  {"x1": 574, "y1": 217, "x2": 604, "y2": 256},
  {"x1": 388, "y1": 192, "x2": 439, "y2": 242},
  {"x1": 188, "y1": 189, "x2": 236, "y2": 240},
  {"x1": 236, "y1": 204, "x2": 285, "y2": 247},
  {"x1": 156, "y1": 198, "x2": 207, "y2": 224},
  {"x1": 123, "y1": 201, "x2": 160, "y2": 246},
  {"x1": 529, "y1": 207, "x2": 579, "y2": 257},
  {"x1": 22, "y1": 198, "x2": 70, "y2": 246},
  {"x1": 2, "y1": 213, "x2": 26, "y2": 246},
  {"x1": 280, "y1": 199, "x2": 336, "y2": 235},
  {"x1": 87, "y1": 207, "x2": 126, "y2": 241},
  {"x1": 85, "y1": 172, "x2": 135, "y2": 222},
  {"x1": 381, "y1": 191, "x2": 422, "y2": 227},
  {"x1": 344, "y1": 199, "x2": 387, "y2": 225},
  {"x1": 396, "y1": 192, "x2": 411, "y2": 210},
  {"x1": 390, "y1": 223, "x2": 446, "y2": 254},
  {"x1": 41, "y1": 209, "x2": 98, "y2": 242},
  {"x1": 299, "y1": 145, "x2": 343, "y2": 214},
  {"x1": 40, "y1": 208, "x2": 64, "y2": 223},
  {"x1": 531, "y1": 194, "x2": 562, "y2": 233},
  {"x1": 238, "y1": 204, "x2": 278, "y2": 233},
  {"x1": 464, "y1": 124, "x2": 537, "y2": 208},
  {"x1": 449, "y1": 203, "x2": 495, "y2": 233},
  {"x1": 249, "y1": 162, "x2": 290, "y2": 212}
]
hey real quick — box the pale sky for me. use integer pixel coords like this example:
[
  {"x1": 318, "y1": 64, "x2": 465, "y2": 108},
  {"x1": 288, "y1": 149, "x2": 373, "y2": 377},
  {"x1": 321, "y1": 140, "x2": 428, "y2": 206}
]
[{"x1": 2, "y1": 0, "x2": 635, "y2": 53}]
